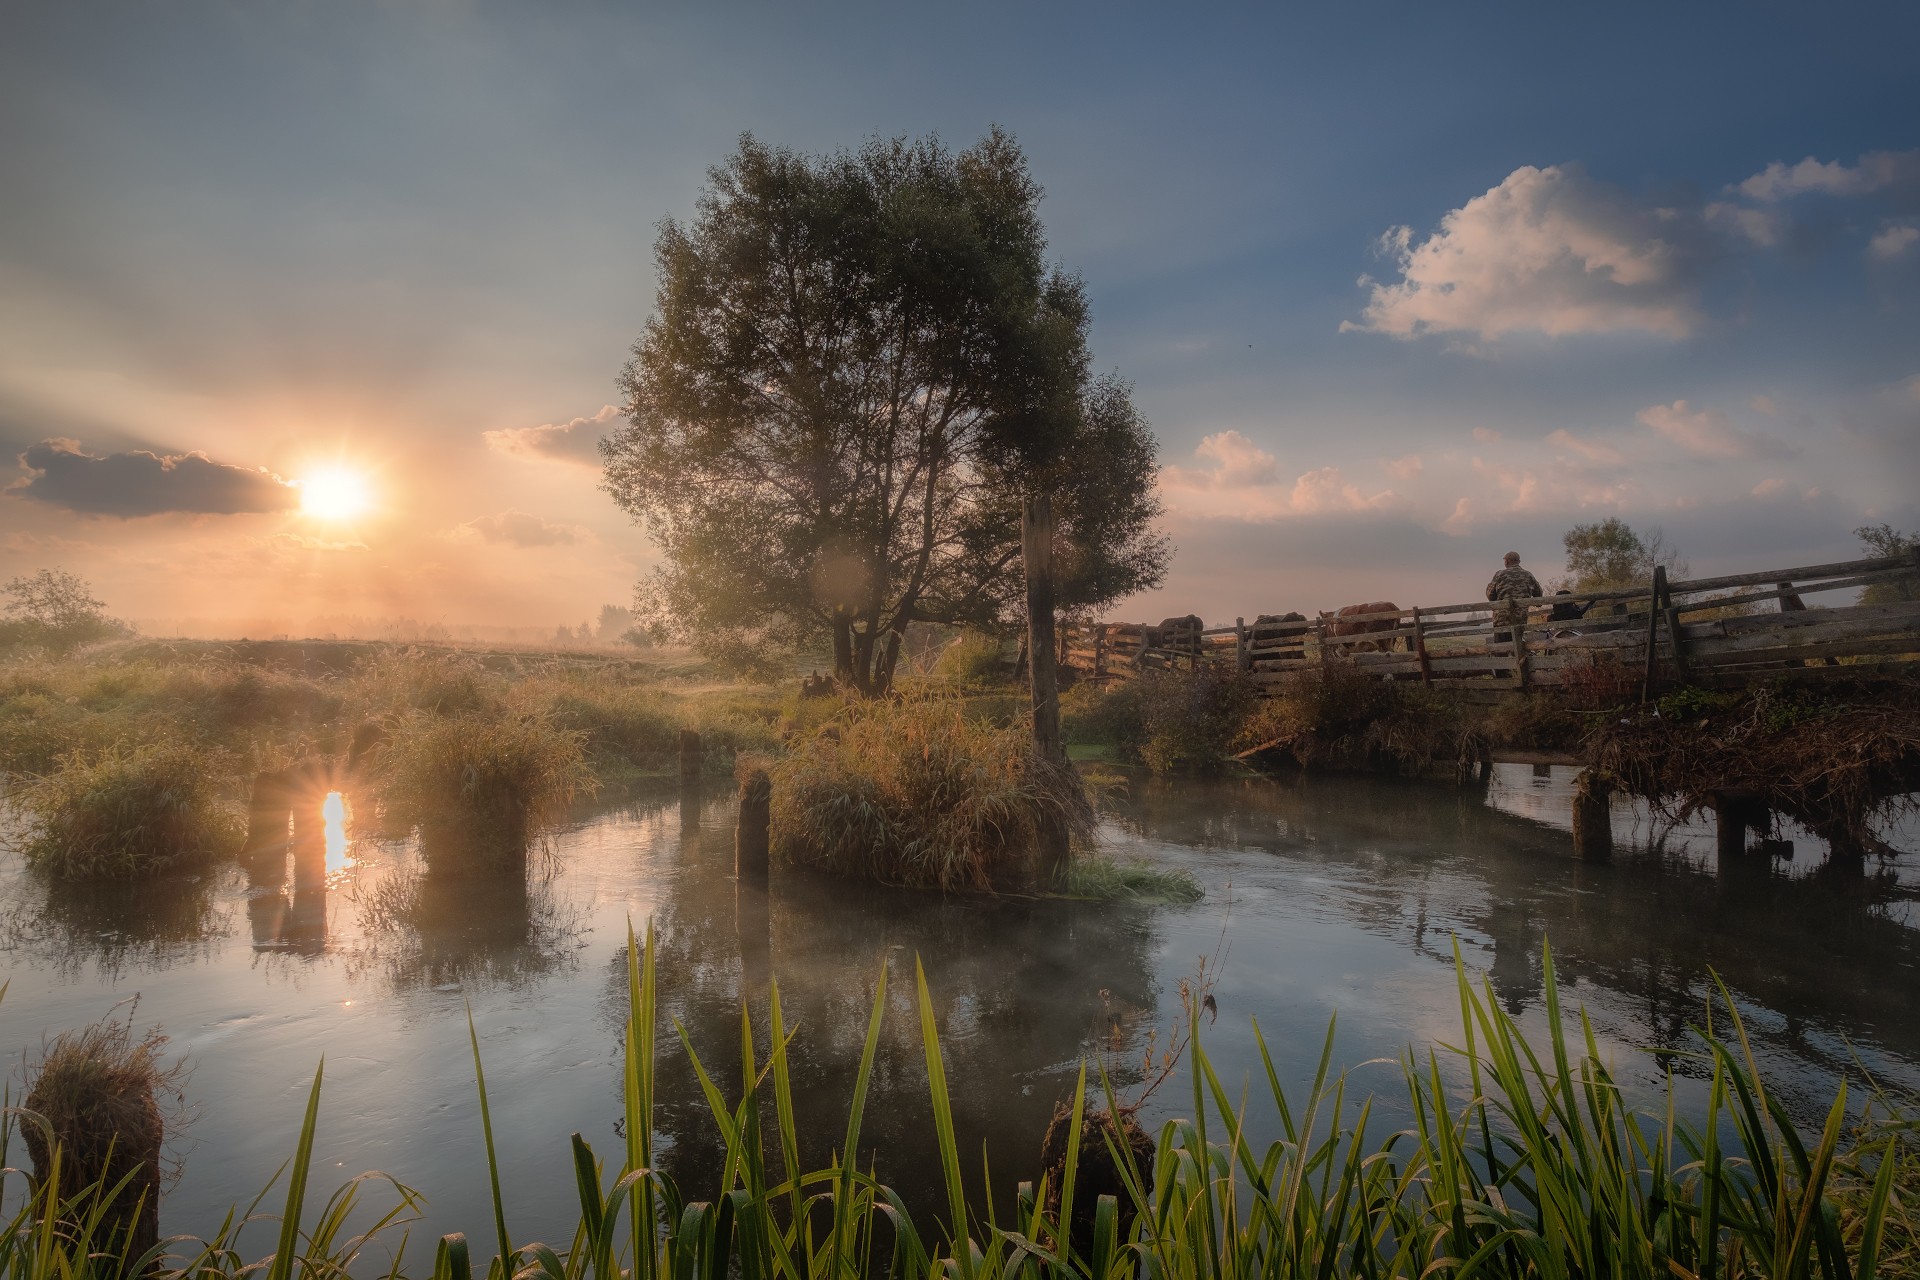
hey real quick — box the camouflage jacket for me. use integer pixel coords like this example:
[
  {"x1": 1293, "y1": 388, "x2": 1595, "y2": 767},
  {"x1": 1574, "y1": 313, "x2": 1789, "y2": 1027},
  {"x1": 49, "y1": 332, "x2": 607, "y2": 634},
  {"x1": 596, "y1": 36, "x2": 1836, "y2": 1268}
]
[{"x1": 1485, "y1": 566, "x2": 1542, "y2": 602}]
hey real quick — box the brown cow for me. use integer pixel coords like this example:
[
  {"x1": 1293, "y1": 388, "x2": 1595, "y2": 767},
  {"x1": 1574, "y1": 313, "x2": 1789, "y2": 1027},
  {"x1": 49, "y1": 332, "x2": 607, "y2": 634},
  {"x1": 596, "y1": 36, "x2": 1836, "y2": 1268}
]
[{"x1": 1326, "y1": 601, "x2": 1402, "y2": 654}]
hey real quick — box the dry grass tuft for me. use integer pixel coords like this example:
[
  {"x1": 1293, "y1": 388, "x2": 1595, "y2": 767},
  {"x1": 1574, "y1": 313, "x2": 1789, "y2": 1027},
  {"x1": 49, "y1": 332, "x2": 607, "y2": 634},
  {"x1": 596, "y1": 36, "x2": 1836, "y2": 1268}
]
[
  {"x1": 9, "y1": 741, "x2": 240, "y2": 878},
  {"x1": 373, "y1": 710, "x2": 595, "y2": 868},
  {"x1": 769, "y1": 691, "x2": 1092, "y2": 891},
  {"x1": 22, "y1": 1016, "x2": 185, "y2": 1265}
]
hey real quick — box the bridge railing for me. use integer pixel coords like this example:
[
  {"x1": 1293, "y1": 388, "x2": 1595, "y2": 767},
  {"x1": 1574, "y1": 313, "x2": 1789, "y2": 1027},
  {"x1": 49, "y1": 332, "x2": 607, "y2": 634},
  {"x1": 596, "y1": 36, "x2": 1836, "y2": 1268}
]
[{"x1": 1059, "y1": 552, "x2": 1920, "y2": 695}]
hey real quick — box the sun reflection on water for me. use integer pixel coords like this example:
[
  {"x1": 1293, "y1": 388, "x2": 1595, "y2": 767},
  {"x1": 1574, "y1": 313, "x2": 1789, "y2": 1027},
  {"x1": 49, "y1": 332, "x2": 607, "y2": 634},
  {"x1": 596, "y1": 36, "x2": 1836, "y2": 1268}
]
[{"x1": 322, "y1": 791, "x2": 352, "y2": 875}]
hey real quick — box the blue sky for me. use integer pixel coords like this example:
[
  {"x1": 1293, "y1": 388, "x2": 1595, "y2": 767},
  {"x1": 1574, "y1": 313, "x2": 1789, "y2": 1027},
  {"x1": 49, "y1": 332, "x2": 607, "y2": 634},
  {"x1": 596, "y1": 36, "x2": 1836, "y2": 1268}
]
[{"x1": 2, "y1": 2, "x2": 1915, "y2": 631}]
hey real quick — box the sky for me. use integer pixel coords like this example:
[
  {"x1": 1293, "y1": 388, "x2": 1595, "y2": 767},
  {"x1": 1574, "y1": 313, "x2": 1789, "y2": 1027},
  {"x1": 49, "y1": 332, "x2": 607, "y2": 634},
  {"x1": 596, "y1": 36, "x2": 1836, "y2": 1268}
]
[{"x1": 2, "y1": 2, "x2": 1916, "y2": 635}]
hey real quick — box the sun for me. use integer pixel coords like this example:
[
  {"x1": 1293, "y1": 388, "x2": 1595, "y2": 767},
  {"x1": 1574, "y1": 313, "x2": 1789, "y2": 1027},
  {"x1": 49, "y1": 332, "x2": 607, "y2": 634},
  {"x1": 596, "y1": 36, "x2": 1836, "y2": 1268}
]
[{"x1": 298, "y1": 466, "x2": 372, "y2": 521}]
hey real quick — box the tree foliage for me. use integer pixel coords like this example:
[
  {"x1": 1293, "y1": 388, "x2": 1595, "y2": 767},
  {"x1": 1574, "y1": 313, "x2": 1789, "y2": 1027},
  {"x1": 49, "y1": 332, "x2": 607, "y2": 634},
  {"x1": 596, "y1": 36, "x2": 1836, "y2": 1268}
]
[
  {"x1": 1, "y1": 569, "x2": 127, "y2": 653},
  {"x1": 1855, "y1": 523, "x2": 1920, "y2": 604},
  {"x1": 602, "y1": 130, "x2": 1167, "y2": 692},
  {"x1": 1560, "y1": 518, "x2": 1687, "y2": 593}
]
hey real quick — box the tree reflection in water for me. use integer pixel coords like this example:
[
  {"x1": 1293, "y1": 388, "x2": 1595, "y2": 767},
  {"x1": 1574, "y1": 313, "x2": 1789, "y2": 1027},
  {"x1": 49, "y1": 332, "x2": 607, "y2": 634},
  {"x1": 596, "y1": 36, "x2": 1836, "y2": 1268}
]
[
  {"x1": 604, "y1": 786, "x2": 1172, "y2": 1224},
  {"x1": 0, "y1": 868, "x2": 229, "y2": 979}
]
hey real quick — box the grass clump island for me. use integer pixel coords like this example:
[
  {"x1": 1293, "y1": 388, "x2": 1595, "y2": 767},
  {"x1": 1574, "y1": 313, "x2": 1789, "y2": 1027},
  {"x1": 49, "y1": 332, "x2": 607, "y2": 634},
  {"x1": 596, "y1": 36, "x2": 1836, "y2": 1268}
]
[
  {"x1": 6, "y1": 929, "x2": 1915, "y2": 1280},
  {"x1": 9, "y1": 740, "x2": 241, "y2": 878},
  {"x1": 770, "y1": 692, "x2": 1094, "y2": 892}
]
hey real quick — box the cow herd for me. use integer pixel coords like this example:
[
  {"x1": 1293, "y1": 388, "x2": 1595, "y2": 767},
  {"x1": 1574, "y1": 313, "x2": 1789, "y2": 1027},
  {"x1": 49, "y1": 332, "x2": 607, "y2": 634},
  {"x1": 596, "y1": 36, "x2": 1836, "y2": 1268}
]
[{"x1": 1140, "y1": 604, "x2": 1407, "y2": 659}]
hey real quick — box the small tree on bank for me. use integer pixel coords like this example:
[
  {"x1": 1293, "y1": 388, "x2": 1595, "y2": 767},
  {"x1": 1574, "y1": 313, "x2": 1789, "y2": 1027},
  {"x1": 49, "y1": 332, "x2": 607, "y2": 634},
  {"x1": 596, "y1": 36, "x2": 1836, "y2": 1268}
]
[
  {"x1": 602, "y1": 130, "x2": 1167, "y2": 693},
  {"x1": 1559, "y1": 518, "x2": 1687, "y2": 594},
  {"x1": 1855, "y1": 523, "x2": 1920, "y2": 604},
  {"x1": 1, "y1": 569, "x2": 129, "y2": 653}
]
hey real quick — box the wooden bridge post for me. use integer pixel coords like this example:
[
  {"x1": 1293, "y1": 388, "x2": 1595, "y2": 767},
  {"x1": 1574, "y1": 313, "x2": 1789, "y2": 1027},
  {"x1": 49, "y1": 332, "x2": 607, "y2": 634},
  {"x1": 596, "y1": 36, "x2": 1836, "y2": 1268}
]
[
  {"x1": 1235, "y1": 618, "x2": 1249, "y2": 673},
  {"x1": 1663, "y1": 592, "x2": 1692, "y2": 686},
  {"x1": 1512, "y1": 623, "x2": 1531, "y2": 692},
  {"x1": 1316, "y1": 614, "x2": 1330, "y2": 674},
  {"x1": 1640, "y1": 565, "x2": 1667, "y2": 702},
  {"x1": 1411, "y1": 606, "x2": 1433, "y2": 687}
]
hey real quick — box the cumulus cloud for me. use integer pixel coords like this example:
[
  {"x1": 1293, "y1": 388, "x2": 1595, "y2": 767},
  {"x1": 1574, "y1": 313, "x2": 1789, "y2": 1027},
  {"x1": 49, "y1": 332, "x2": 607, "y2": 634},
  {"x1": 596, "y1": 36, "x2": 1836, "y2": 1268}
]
[
  {"x1": 1344, "y1": 164, "x2": 1707, "y2": 341},
  {"x1": 1160, "y1": 431, "x2": 1393, "y2": 519},
  {"x1": 1472, "y1": 427, "x2": 1502, "y2": 444},
  {"x1": 483, "y1": 405, "x2": 619, "y2": 466},
  {"x1": 446, "y1": 509, "x2": 592, "y2": 547},
  {"x1": 6, "y1": 438, "x2": 299, "y2": 517},
  {"x1": 1636, "y1": 399, "x2": 1794, "y2": 461},
  {"x1": 1869, "y1": 223, "x2": 1919, "y2": 260},
  {"x1": 1733, "y1": 149, "x2": 1920, "y2": 201},
  {"x1": 1545, "y1": 428, "x2": 1628, "y2": 466},
  {"x1": 1382, "y1": 453, "x2": 1425, "y2": 479}
]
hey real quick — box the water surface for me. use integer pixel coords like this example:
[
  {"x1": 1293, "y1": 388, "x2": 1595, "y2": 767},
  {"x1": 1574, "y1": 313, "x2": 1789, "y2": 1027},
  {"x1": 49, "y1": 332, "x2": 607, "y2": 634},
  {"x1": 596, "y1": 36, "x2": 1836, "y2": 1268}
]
[{"x1": 2, "y1": 768, "x2": 1916, "y2": 1254}]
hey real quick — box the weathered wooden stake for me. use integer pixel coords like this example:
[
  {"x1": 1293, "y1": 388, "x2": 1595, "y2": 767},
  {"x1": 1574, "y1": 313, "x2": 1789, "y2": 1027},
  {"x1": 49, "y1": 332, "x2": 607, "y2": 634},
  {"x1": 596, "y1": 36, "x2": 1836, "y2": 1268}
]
[
  {"x1": 735, "y1": 769, "x2": 771, "y2": 885},
  {"x1": 1093, "y1": 623, "x2": 1107, "y2": 680},
  {"x1": 1571, "y1": 771, "x2": 1612, "y2": 862},
  {"x1": 1235, "y1": 617, "x2": 1249, "y2": 672},
  {"x1": 678, "y1": 728, "x2": 703, "y2": 789}
]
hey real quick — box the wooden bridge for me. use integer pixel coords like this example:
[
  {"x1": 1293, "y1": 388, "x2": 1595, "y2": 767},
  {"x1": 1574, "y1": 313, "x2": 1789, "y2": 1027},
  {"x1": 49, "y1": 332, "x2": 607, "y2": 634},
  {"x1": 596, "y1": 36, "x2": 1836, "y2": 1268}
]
[{"x1": 1058, "y1": 552, "x2": 1920, "y2": 699}]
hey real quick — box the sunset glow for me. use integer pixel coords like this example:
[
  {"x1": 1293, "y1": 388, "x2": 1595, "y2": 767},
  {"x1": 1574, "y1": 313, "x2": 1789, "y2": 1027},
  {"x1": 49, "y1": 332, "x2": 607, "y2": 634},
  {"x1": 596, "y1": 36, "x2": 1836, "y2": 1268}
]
[{"x1": 298, "y1": 467, "x2": 372, "y2": 522}]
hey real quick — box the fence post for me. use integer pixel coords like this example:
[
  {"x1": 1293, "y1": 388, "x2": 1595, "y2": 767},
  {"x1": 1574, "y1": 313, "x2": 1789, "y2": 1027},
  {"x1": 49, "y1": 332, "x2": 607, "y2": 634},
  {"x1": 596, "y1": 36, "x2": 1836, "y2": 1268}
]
[
  {"x1": 1316, "y1": 614, "x2": 1330, "y2": 673},
  {"x1": 1640, "y1": 566, "x2": 1666, "y2": 702},
  {"x1": 1411, "y1": 607, "x2": 1433, "y2": 687},
  {"x1": 1094, "y1": 623, "x2": 1106, "y2": 680}
]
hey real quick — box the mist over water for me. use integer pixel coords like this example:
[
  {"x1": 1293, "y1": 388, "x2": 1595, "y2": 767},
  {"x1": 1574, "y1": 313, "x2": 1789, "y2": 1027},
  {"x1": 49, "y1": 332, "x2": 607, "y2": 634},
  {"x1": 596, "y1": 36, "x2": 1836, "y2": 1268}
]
[{"x1": 2, "y1": 769, "x2": 1916, "y2": 1252}]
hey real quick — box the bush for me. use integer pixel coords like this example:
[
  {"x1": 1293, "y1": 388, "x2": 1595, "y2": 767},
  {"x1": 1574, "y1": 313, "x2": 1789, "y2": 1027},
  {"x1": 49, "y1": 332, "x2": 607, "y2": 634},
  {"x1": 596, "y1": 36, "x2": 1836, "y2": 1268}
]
[
  {"x1": 1061, "y1": 669, "x2": 1257, "y2": 774},
  {"x1": 931, "y1": 631, "x2": 1008, "y2": 685},
  {"x1": 1241, "y1": 667, "x2": 1465, "y2": 773},
  {"x1": 769, "y1": 693, "x2": 1092, "y2": 891},
  {"x1": 374, "y1": 711, "x2": 594, "y2": 868},
  {"x1": 9, "y1": 740, "x2": 240, "y2": 877}
]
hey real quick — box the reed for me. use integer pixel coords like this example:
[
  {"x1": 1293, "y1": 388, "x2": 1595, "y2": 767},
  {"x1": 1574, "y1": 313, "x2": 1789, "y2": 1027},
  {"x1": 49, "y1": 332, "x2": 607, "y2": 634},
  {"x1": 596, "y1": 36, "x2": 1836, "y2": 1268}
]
[
  {"x1": 768, "y1": 691, "x2": 1093, "y2": 890},
  {"x1": 8, "y1": 740, "x2": 240, "y2": 878},
  {"x1": 0, "y1": 933, "x2": 1909, "y2": 1280}
]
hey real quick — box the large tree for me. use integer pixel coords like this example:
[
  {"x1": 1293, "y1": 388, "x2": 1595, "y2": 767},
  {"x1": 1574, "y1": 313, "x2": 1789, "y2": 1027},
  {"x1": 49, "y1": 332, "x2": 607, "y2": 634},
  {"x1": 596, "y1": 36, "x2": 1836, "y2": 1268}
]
[
  {"x1": 1560, "y1": 518, "x2": 1687, "y2": 593},
  {"x1": 603, "y1": 130, "x2": 1167, "y2": 691}
]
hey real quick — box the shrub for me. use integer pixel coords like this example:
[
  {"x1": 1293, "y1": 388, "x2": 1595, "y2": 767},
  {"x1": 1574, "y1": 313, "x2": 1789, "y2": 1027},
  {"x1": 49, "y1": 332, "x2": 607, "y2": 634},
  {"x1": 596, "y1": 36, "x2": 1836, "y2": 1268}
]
[
  {"x1": 931, "y1": 631, "x2": 1008, "y2": 685},
  {"x1": 1241, "y1": 667, "x2": 1465, "y2": 773},
  {"x1": 769, "y1": 693, "x2": 1092, "y2": 891},
  {"x1": 374, "y1": 711, "x2": 594, "y2": 868},
  {"x1": 10, "y1": 740, "x2": 240, "y2": 877}
]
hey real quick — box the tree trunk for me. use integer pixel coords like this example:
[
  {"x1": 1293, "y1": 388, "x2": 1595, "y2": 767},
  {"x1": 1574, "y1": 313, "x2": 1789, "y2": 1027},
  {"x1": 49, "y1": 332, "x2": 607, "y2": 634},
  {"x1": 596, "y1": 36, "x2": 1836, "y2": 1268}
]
[{"x1": 831, "y1": 610, "x2": 855, "y2": 687}]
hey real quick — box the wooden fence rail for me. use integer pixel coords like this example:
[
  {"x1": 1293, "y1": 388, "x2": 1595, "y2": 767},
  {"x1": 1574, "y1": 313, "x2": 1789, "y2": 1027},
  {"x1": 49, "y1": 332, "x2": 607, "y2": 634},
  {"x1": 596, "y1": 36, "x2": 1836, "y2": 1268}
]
[{"x1": 1058, "y1": 553, "x2": 1920, "y2": 698}]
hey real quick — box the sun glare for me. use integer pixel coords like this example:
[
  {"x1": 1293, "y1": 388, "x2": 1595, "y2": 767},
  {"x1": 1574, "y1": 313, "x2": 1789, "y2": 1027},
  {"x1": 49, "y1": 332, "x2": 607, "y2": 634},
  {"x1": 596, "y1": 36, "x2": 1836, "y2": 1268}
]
[{"x1": 299, "y1": 467, "x2": 371, "y2": 521}]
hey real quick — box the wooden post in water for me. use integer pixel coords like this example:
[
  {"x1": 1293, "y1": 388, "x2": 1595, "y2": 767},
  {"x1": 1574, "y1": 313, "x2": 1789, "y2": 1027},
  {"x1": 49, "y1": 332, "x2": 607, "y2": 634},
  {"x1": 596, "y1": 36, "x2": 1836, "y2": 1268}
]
[
  {"x1": 1571, "y1": 770, "x2": 1612, "y2": 862},
  {"x1": 678, "y1": 729, "x2": 703, "y2": 789},
  {"x1": 735, "y1": 769, "x2": 771, "y2": 885}
]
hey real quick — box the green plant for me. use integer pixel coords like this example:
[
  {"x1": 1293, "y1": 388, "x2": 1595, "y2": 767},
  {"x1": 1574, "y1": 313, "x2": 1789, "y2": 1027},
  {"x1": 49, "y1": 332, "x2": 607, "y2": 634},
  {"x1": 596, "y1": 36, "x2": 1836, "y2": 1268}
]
[
  {"x1": 9, "y1": 740, "x2": 240, "y2": 877},
  {"x1": 1, "y1": 933, "x2": 1910, "y2": 1280},
  {"x1": 933, "y1": 632, "x2": 1010, "y2": 685}
]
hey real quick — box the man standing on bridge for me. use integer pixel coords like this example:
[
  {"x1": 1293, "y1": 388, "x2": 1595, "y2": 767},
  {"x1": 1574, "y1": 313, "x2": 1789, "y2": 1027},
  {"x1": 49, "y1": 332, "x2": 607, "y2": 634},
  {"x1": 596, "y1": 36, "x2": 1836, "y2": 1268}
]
[{"x1": 1486, "y1": 551, "x2": 1542, "y2": 646}]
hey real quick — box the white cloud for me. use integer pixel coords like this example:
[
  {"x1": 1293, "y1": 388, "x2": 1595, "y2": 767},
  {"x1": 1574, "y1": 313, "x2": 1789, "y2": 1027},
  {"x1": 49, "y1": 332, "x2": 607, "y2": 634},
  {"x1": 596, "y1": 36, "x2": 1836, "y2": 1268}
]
[
  {"x1": 1869, "y1": 223, "x2": 1919, "y2": 261},
  {"x1": 1751, "y1": 478, "x2": 1786, "y2": 497},
  {"x1": 1704, "y1": 201, "x2": 1783, "y2": 247},
  {"x1": 1734, "y1": 149, "x2": 1920, "y2": 202},
  {"x1": 445, "y1": 509, "x2": 593, "y2": 547},
  {"x1": 1345, "y1": 164, "x2": 1705, "y2": 341},
  {"x1": 1636, "y1": 400, "x2": 1784, "y2": 460},
  {"x1": 1472, "y1": 427, "x2": 1502, "y2": 444},
  {"x1": 483, "y1": 405, "x2": 619, "y2": 466},
  {"x1": 1161, "y1": 432, "x2": 1394, "y2": 519},
  {"x1": 1748, "y1": 395, "x2": 1778, "y2": 416},
  {"x1": 1382, "y1": 453, "x2": 1425, "y2": 479},
  {"x1": 1545, "y1": 428, "x2": 1628, "y2": 466}
]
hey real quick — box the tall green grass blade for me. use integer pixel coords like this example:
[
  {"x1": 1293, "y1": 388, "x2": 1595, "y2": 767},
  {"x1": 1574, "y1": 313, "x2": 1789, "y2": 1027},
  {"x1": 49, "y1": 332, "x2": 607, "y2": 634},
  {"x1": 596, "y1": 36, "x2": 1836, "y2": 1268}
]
[
  {"x1": 266, "y1": 1059, "x2": 325, "y2": 1280},
  {"x1": 915, "y1": 957, "x2": 975, "y2": 1280},
  {"x1": 468, "y1": 1003, "x2": 514, "y2": 1276}
]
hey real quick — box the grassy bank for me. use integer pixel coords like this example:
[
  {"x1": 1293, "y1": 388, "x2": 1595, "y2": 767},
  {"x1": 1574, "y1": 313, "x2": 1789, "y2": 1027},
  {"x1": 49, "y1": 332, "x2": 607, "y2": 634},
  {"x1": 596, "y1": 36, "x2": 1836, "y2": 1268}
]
[{"x1": 5, "y1": 929, "x2": 1912, "y2": 1279}]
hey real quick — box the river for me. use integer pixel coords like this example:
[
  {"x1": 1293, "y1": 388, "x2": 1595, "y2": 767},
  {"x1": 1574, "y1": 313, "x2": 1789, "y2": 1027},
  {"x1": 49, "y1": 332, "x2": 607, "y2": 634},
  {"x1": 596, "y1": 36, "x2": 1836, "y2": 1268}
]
[{"x1": 2, "y1": 766, "x2": 1916, "y2": 1256}]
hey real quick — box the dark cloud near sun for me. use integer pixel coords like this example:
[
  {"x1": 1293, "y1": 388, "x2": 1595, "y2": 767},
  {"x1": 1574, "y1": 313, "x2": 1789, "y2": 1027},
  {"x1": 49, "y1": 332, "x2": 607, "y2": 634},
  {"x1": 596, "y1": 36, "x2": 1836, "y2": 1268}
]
[
  {"x1": 7, "y1": 438, "x2": 298, "y2": 517},
  {"x1": 483, "y1": 406, "x2": 618, "y2": 467}
]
